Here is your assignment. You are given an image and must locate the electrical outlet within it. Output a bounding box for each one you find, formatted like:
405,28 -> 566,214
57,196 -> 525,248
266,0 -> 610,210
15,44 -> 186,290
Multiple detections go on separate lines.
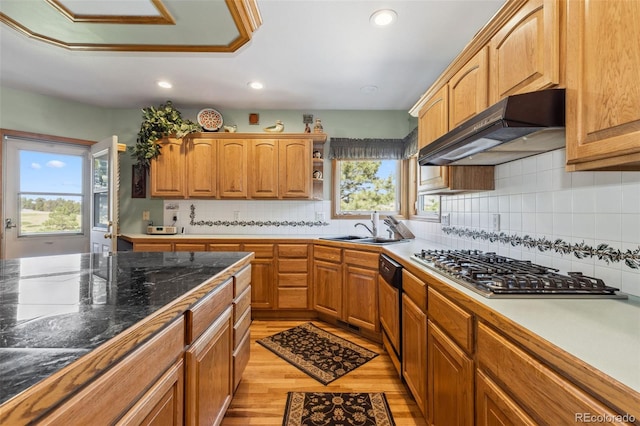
233,211 -> 240,220
315,212 -> 324,221
142,210 -> 150,221
441,213 -> 450,226
172,211 -> 179,222
492,214 -> 500,232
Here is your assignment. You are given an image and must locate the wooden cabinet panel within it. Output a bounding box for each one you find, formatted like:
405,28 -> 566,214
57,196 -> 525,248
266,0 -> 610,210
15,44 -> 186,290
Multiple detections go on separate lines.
490,0 -> 560,103
233,285 -> 251,324
312,259 -> 342,318
186,279 -> 233,344
233,265 -> 252,296
278,244 -> 309,257
402,269 -> 427,312
134,243 -> 173,252
208,243 -> 242,252
279,139 -> 311,199
233,329 -> 251,392
476,370 -> 536,426
185,307 -> 233,426
233,308 -> 251,348
449,47 -> 489,129
174,243 -> 206,252
344,265 -> 378,332
277,273 -> 308,287
428,320 -> 474,426
314,245 -> 342,263
402,293 -> 427,417
378,276 -> 400,352
187,138 -> 217,198
116,359 -> 184,426
243,244 -> 274,259
278,258 -> 308,273
218,139 -> 248,198
278,287 -> 309,309
343,249 -> 378,269
249,139 -> 279,198
428,287 -> 474,354
477,322 -> 623,424
566,0 -> 640,170
418,84 -> 449,150
248,259 -> 274,310
150,138 -> 186,198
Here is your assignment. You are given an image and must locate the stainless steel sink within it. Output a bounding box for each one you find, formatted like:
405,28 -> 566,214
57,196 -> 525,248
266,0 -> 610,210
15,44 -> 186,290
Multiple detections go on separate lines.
319,236 -> 410,245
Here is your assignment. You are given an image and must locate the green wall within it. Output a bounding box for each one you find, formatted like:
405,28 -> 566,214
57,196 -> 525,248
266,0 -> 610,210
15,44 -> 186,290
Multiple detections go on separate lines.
1,86 -> 417,233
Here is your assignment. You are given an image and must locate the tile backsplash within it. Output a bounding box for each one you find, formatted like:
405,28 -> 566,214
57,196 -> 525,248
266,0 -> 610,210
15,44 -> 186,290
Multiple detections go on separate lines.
409,149 -> 640,297
164,148 -> 640,297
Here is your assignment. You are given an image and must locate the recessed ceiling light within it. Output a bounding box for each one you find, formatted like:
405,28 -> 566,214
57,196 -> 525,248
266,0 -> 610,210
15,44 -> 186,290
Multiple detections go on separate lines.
370,9 -> 397,27
157,80 -> 172,89
360,85 -> 379,94
248,81 -> 264,90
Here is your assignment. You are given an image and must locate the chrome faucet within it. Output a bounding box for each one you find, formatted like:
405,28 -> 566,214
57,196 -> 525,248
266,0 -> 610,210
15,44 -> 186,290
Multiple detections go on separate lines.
354,220 -> 377,237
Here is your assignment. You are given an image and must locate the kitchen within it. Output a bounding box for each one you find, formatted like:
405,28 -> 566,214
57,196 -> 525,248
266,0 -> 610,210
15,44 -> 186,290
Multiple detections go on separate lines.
1,0 -> 640,425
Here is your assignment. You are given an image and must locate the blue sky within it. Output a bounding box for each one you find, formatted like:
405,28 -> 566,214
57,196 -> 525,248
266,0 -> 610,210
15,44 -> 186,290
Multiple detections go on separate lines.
20,151 -> 83,194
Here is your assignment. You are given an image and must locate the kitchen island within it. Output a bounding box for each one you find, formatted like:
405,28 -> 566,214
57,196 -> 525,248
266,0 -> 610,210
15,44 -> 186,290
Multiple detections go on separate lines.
0,250 -> 253,425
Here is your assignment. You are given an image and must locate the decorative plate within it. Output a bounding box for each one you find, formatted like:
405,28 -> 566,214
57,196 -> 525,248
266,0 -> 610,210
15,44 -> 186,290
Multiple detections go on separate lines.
197,108 -> 223,131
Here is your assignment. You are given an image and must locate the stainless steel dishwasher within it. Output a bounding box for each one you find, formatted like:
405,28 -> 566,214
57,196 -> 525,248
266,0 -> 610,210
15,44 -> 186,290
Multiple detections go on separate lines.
378,253 -> 403,377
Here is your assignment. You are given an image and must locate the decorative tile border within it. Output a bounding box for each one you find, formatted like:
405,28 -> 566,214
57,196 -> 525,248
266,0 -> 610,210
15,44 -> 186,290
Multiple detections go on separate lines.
441,226 -> 640,270
189,204 -> 329,228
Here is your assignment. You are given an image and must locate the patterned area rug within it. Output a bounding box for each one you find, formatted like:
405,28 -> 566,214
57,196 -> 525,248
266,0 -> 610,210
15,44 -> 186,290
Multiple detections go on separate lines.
282,392 -> 395,426
256,322 -> 378,385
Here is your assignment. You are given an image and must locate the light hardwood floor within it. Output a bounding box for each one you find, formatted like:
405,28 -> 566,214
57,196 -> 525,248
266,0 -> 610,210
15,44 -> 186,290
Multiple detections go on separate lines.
222,320 -> 427,425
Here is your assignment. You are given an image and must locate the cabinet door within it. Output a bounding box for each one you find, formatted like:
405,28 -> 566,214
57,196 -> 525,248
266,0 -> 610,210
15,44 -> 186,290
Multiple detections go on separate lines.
313,259 -> 342,318
489,0 -> 560,103
248,259 -> 275,310
476,370 -> 536,426
402,293 -> 427,417
249,139 -> 279,198
185,307 -> 233,426
187,138 -> 217,198
418,164 -> 449,192
378,276 -> 400,352
428,320 -> 474,426
449,47 -> 489,129
344,265 -> 378,332
218,140 -> 248,198
150,138 -> 186,198
566,0 -> 640,170
418,84 -> 448,150
279,139 -> 311,199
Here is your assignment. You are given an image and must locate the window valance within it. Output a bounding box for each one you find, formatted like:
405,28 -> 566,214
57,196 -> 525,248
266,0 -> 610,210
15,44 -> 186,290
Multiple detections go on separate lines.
328,127 -> 417,160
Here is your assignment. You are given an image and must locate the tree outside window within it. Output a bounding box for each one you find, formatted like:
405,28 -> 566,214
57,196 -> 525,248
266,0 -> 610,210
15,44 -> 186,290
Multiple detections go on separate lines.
336,160 -> 400,215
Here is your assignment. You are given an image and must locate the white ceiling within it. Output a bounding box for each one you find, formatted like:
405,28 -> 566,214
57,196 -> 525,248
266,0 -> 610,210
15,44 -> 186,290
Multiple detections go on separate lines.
0,0 -> 505,111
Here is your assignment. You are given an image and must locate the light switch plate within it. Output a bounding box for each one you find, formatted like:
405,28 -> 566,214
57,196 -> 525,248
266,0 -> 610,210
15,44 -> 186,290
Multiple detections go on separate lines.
492,214 -> 500,232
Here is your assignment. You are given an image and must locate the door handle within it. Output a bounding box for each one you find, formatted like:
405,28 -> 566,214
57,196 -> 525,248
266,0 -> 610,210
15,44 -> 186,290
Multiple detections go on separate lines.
5,218 -> 16,229
103,233 -> 112,239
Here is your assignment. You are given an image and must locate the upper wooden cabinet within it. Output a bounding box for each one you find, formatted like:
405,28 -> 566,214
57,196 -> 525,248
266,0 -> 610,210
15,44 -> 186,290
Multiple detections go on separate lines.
150,133 -> 327,199
489,0 -> 561,104
150,138 -> 186,198
219,139 -> 249,198
448,47 -> 489,129
565,0 -> 640,171
418,84 -> 449,150
187,138 -> 217,198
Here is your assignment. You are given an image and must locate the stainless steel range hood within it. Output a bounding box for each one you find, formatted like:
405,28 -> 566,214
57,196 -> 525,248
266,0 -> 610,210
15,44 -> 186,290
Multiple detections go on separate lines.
418,89 -> 565,166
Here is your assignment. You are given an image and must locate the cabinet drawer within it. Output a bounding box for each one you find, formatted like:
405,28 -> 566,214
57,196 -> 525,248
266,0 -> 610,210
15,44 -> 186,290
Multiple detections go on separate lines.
186,279 -> 233,344
403,269 -> 427,312
428,287 -> 474,354
41,318 -> 185,425
278,258 -> 308,273
477,322 -> 622,424
344,249 -> 378,269
233,330 -> 251,391
174,243 -> 207,252
278,287 -> 309,309
278,273 -> 308,287
278,244 -> 309,257
234,265 -> 251,297
234,307 -> 252,348
243,244 -> 274,258
314,245 -> 342,262
233,285 -> 251,324
135,243 -> 172,252
208,243 -> 241,251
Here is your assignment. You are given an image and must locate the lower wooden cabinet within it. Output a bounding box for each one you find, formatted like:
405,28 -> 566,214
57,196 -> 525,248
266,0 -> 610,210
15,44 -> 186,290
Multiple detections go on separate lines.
313,258 -> 342,317
402,292 -> 428,417
344,264 -> 378,331
427,320 -> 474,426
277,244 -> 311,309
243,244 -> 275,310
475,369 -> 536,426
185,307 -> 234,426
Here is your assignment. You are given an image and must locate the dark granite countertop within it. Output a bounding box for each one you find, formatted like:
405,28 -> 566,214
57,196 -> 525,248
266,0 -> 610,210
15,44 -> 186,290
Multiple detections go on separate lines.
0,251 -> 250,405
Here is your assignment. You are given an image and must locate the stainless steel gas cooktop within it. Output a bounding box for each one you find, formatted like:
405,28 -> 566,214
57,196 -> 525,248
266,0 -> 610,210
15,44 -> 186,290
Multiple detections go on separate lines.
411,249 -> 627,299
